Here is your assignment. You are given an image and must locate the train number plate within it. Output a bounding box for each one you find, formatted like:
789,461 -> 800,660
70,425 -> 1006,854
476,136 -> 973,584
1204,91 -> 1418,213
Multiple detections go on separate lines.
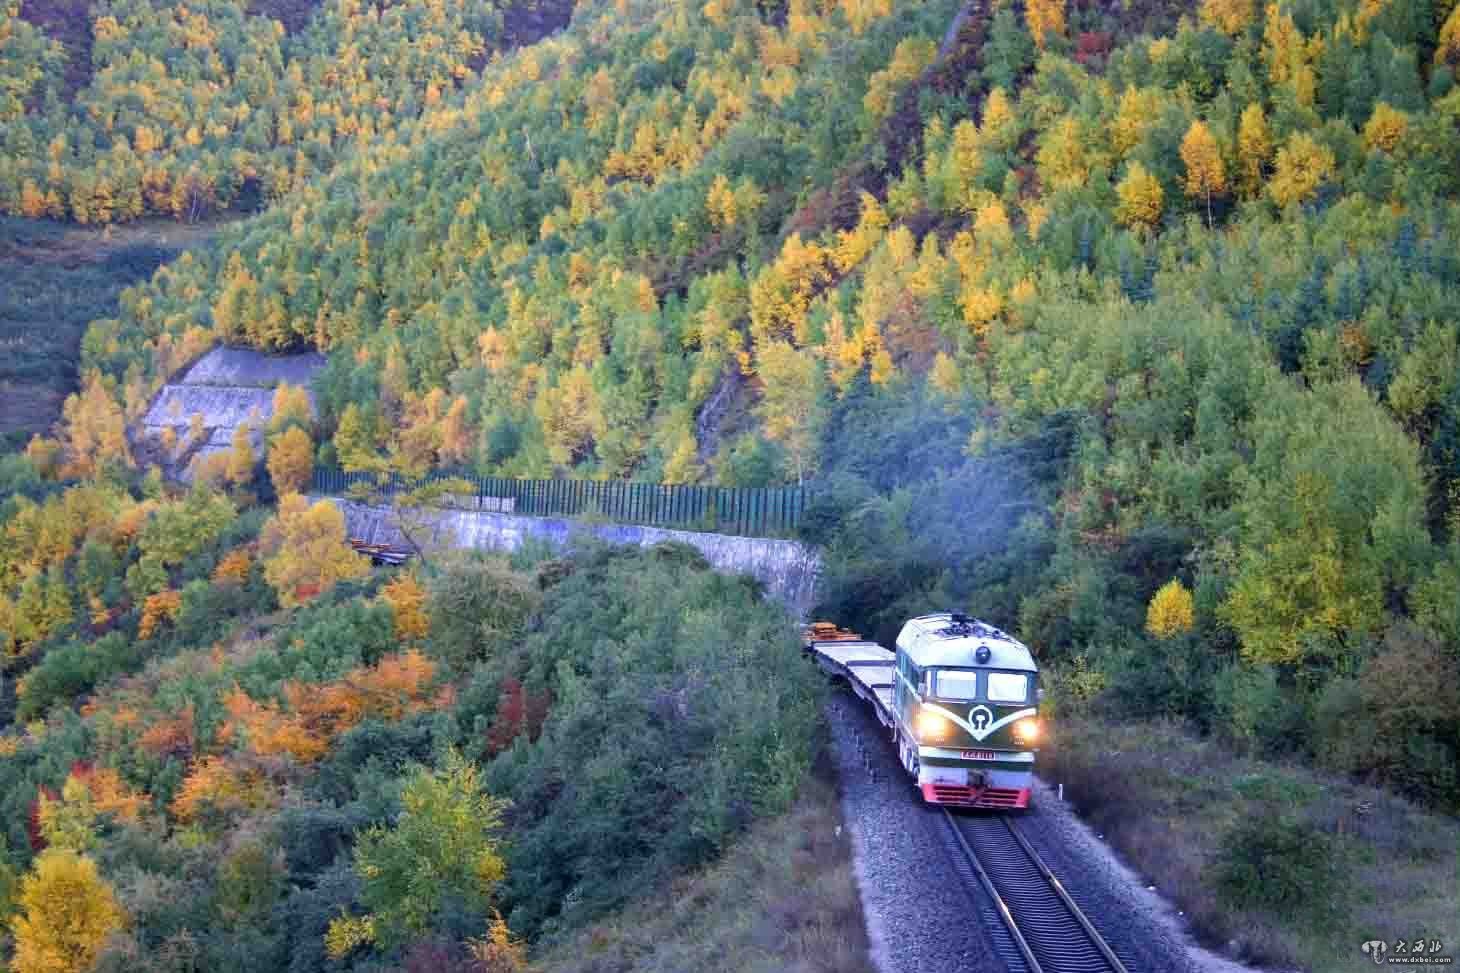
961,749 -> 997,760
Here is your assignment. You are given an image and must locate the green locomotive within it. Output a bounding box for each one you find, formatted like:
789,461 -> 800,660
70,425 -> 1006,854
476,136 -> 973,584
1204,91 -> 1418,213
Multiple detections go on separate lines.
807,611 -> 1040,809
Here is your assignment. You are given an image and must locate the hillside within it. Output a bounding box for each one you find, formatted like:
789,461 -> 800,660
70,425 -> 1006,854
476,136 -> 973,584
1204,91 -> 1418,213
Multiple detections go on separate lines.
0,216 -> 216,450
0,0 -> 572,222
2,0 -> 1460,969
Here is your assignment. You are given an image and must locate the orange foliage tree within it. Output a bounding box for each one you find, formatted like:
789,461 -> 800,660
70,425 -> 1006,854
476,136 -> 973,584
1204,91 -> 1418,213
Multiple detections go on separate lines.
170,756 -> 276,824
138,589 -> 182,639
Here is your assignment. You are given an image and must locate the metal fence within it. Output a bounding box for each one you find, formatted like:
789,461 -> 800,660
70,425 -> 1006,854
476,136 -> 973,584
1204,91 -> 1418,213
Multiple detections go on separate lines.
311,467 -> 810,537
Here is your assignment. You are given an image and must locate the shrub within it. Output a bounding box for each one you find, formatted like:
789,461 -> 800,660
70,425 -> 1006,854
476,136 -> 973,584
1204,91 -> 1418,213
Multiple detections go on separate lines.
485,545 -> 822,938
1212,814 -> 1348,923
1312,623 -> 1460,810
1211,663 -> 1305,756
427,556 -> 541,673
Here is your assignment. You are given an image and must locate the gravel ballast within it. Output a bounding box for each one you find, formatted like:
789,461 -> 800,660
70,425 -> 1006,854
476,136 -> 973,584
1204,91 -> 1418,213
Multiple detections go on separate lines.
828,689 -> 1265,973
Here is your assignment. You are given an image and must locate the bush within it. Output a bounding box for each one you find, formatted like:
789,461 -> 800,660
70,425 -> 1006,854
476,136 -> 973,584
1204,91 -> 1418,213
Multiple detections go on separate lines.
1312,623 -> 1460,810
1212,814 -> 1348,923
427,555 -> 542,674
1211,663 -> 1306,756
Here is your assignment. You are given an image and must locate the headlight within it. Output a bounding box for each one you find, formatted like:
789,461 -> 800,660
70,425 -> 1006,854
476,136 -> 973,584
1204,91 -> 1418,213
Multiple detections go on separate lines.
1012,718 -> 1040,744
915,709 -> 952,741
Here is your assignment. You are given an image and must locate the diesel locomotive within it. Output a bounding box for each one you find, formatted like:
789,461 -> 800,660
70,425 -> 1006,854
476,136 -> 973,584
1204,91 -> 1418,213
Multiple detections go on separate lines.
807,611 -> 1040,809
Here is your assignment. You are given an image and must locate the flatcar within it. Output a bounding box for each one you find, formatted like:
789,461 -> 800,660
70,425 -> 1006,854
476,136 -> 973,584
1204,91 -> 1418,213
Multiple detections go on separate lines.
806,611 -> 1040,809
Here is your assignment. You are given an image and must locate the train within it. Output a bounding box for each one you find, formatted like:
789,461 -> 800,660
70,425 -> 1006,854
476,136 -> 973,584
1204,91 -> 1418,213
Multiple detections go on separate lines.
805,611 -> 1040,809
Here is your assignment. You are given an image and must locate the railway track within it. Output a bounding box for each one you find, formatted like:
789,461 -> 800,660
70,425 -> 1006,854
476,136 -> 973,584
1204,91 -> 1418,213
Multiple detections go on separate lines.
942,810 -> 1133,973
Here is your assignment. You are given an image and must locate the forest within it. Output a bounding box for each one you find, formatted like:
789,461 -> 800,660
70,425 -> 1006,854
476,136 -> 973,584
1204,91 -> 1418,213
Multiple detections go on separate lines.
2,0 -> 1460,968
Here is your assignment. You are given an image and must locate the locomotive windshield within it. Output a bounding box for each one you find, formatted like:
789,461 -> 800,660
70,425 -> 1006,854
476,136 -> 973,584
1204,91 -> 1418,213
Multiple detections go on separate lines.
932,669 -> 979,700
987,672 -> 1029,703
930,669 -> 1031,702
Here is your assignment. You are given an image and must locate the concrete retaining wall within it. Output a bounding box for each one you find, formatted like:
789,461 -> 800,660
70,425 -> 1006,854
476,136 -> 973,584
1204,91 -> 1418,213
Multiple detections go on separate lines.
324,496 -> 821,617
139,346 -> 324,481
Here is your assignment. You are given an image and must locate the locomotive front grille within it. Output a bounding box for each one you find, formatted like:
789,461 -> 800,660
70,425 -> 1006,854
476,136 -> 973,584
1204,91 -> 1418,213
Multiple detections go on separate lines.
921,783 -> 1030,809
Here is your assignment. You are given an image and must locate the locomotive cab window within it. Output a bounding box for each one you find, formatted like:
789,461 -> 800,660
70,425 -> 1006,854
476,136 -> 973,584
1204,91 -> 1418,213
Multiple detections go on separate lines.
986,671 -> 1029,703
933,669 -> 979,701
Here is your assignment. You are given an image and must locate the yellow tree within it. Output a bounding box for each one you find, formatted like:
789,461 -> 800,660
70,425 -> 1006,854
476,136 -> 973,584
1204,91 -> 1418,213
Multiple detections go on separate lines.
381,573 -> 429,643
1268,132 -> 1336,208
267,426 -> 314,496
10,850 -> 126,973
1362,101 -> 1409,154
59,371 -> 132,479
227,425 -> 256,487
706,173 -> 737,229
979,87 -> 1019,151
1180,120 -> 1227,226
1025,0 -> 1066,49
755,341 -> 824,485
1439,3 -> 1460,66
1200,0 -> 1255,35
535,364 -> 600,467
259,495 -> 369,607
1236,103 -> 1272,198
335,403 -> 383,473
1035,116 -> 1087,192
1115,162 -> 1165,231
1146,580 -> 1196,638
268,383 -> 312,433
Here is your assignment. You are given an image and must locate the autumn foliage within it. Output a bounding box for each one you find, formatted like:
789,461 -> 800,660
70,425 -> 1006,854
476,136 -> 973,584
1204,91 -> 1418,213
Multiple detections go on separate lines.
9,850 -> 126,973
258,495 -> 368,607
1146,580 -> 1196,639
382,573 -> 430,642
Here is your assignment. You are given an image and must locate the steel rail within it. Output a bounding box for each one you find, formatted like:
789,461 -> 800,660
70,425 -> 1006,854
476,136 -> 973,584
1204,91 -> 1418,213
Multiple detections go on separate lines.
943,810 -> 1131,973
1003,818 -> 1130,973
941,808 -> 1044,973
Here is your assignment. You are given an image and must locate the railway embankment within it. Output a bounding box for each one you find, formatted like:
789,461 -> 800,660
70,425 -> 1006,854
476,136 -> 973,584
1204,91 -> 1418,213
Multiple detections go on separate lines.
1042,717 -> 1460,972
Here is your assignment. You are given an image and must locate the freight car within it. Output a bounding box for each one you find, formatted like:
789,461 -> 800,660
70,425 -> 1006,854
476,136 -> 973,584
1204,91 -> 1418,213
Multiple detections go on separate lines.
806,612 -> 1040,809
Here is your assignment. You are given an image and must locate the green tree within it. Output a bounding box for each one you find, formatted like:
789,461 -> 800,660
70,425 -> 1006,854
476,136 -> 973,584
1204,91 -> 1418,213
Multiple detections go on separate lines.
326,752 -> 509,956
1222,378 -> 1431,665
